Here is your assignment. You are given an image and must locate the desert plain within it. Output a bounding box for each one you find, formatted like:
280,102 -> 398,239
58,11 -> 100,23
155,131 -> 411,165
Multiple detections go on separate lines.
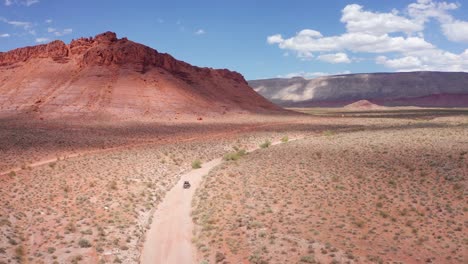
0,108 -> 466,264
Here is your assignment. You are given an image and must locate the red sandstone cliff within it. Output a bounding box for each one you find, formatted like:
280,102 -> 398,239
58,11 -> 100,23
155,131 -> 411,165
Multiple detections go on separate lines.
0,32 -> 282,119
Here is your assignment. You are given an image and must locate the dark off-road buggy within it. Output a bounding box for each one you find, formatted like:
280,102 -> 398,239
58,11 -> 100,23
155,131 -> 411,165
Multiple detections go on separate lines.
183,181 -> 191,189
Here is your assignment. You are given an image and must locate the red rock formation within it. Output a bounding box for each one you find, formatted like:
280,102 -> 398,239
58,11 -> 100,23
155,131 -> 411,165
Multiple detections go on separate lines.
344,100 -> 385,110
0,31 -> 282,119
0,40 -> 69,65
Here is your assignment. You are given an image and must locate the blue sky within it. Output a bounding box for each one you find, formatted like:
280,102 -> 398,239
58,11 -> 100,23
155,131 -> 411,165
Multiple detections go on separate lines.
1,0 -> 467,80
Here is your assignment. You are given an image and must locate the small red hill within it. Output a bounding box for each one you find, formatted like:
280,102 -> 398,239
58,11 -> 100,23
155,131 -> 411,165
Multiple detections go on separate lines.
0,32 -> 282,119
344,100 -> 385,110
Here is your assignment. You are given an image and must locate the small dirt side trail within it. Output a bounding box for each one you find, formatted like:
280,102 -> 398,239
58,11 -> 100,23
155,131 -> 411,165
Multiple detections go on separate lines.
140,139 -> 301,264
0,121 -> 300,176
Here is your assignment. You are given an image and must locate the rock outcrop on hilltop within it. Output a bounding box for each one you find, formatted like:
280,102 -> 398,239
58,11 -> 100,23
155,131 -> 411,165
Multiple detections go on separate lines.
0,32 -> 281,118
0,40 -> 69,65
249,72 -> 468,107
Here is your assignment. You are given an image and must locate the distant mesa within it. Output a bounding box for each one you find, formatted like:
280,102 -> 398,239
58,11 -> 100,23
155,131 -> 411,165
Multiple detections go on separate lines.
249,72 -> 468,108
0,31 -> 282,119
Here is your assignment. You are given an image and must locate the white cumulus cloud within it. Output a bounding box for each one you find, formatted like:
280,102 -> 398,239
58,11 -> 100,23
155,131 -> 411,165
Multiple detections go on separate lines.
376,56 -> 422,69
271,31 -> 433,54
46,27 -> 72,36
317,53 -> 351,64
278,71 -> 351,79
407,0 -> 458,24
441,20 -> 468,43
341,4 -> 422,35
194,29 -> 205,35
3,19 -> 32,29
35,37 -> 49,43
268,0 -> 468,72
4,0 -> 39,6
55,28 -> 72,36
267,34 -> 283,44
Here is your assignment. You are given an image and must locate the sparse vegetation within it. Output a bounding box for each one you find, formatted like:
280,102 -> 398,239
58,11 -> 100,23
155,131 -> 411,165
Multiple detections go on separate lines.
192,159 -> 202,169
1,110 -> 466,264
322,130 -> 335,137
260,140 -> 271,148
78,238 -> 91,248
224,148 -> 247,161
192,114 -> 467,264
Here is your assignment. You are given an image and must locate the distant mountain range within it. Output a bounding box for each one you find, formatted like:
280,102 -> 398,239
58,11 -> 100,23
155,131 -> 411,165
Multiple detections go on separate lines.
249,72 -> 468,107
0,31 -> 282,119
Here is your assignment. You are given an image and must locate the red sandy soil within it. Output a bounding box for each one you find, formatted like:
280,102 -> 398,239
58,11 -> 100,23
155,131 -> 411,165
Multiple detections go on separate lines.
192,114 -> 467,264
0,115 -> 318,264
0,31 -> 282,119
0,111 -> 466,263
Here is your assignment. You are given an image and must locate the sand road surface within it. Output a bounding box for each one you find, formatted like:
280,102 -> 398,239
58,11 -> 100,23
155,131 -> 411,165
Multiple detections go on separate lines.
140,158 -> 223,264
140,139 -> 296,264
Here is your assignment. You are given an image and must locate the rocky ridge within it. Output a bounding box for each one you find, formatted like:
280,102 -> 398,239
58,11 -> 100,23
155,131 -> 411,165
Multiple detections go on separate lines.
0,32 -> 280,118
249,72 -> 468,107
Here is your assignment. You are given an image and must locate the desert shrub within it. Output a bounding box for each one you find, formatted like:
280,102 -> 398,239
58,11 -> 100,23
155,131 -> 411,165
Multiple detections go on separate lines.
354,220 -> 365,228
224,149 -> 247,161
237,149 -> 247,156
192,159 -> 202,169
224,152 -> 238,161
260,140 -> 271,148
379,211 -> 389,218
281,136 -> 289,143
322,130 -> 335,136
248,253 -> 268,264
8,238 -> 17,245
215,252 -> 226,262
109,181 -> 118,190
71,255 -> 83,264
367,255 -> 384,264
78,238 -> 91,248
63,185 -> 71,193
66,222 -> 76,233
15,246 -> 24,260
8,171 -> 16,177
47,247 -> 56,254
81,229 -> 93,235
300,255 -> 316,263
120,245 -> 129,250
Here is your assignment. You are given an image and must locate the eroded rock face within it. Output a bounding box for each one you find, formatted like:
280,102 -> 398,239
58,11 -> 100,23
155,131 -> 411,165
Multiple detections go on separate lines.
249,72 -> 468,107
0,40 -> 69,65
0,31 -> 281,118
94,31 -> 118,43
0,31 -> 187,73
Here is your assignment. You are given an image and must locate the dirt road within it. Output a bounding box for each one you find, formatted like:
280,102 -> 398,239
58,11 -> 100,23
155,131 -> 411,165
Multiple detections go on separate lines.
140,158 -> 222,264
140,139 -> 300,264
